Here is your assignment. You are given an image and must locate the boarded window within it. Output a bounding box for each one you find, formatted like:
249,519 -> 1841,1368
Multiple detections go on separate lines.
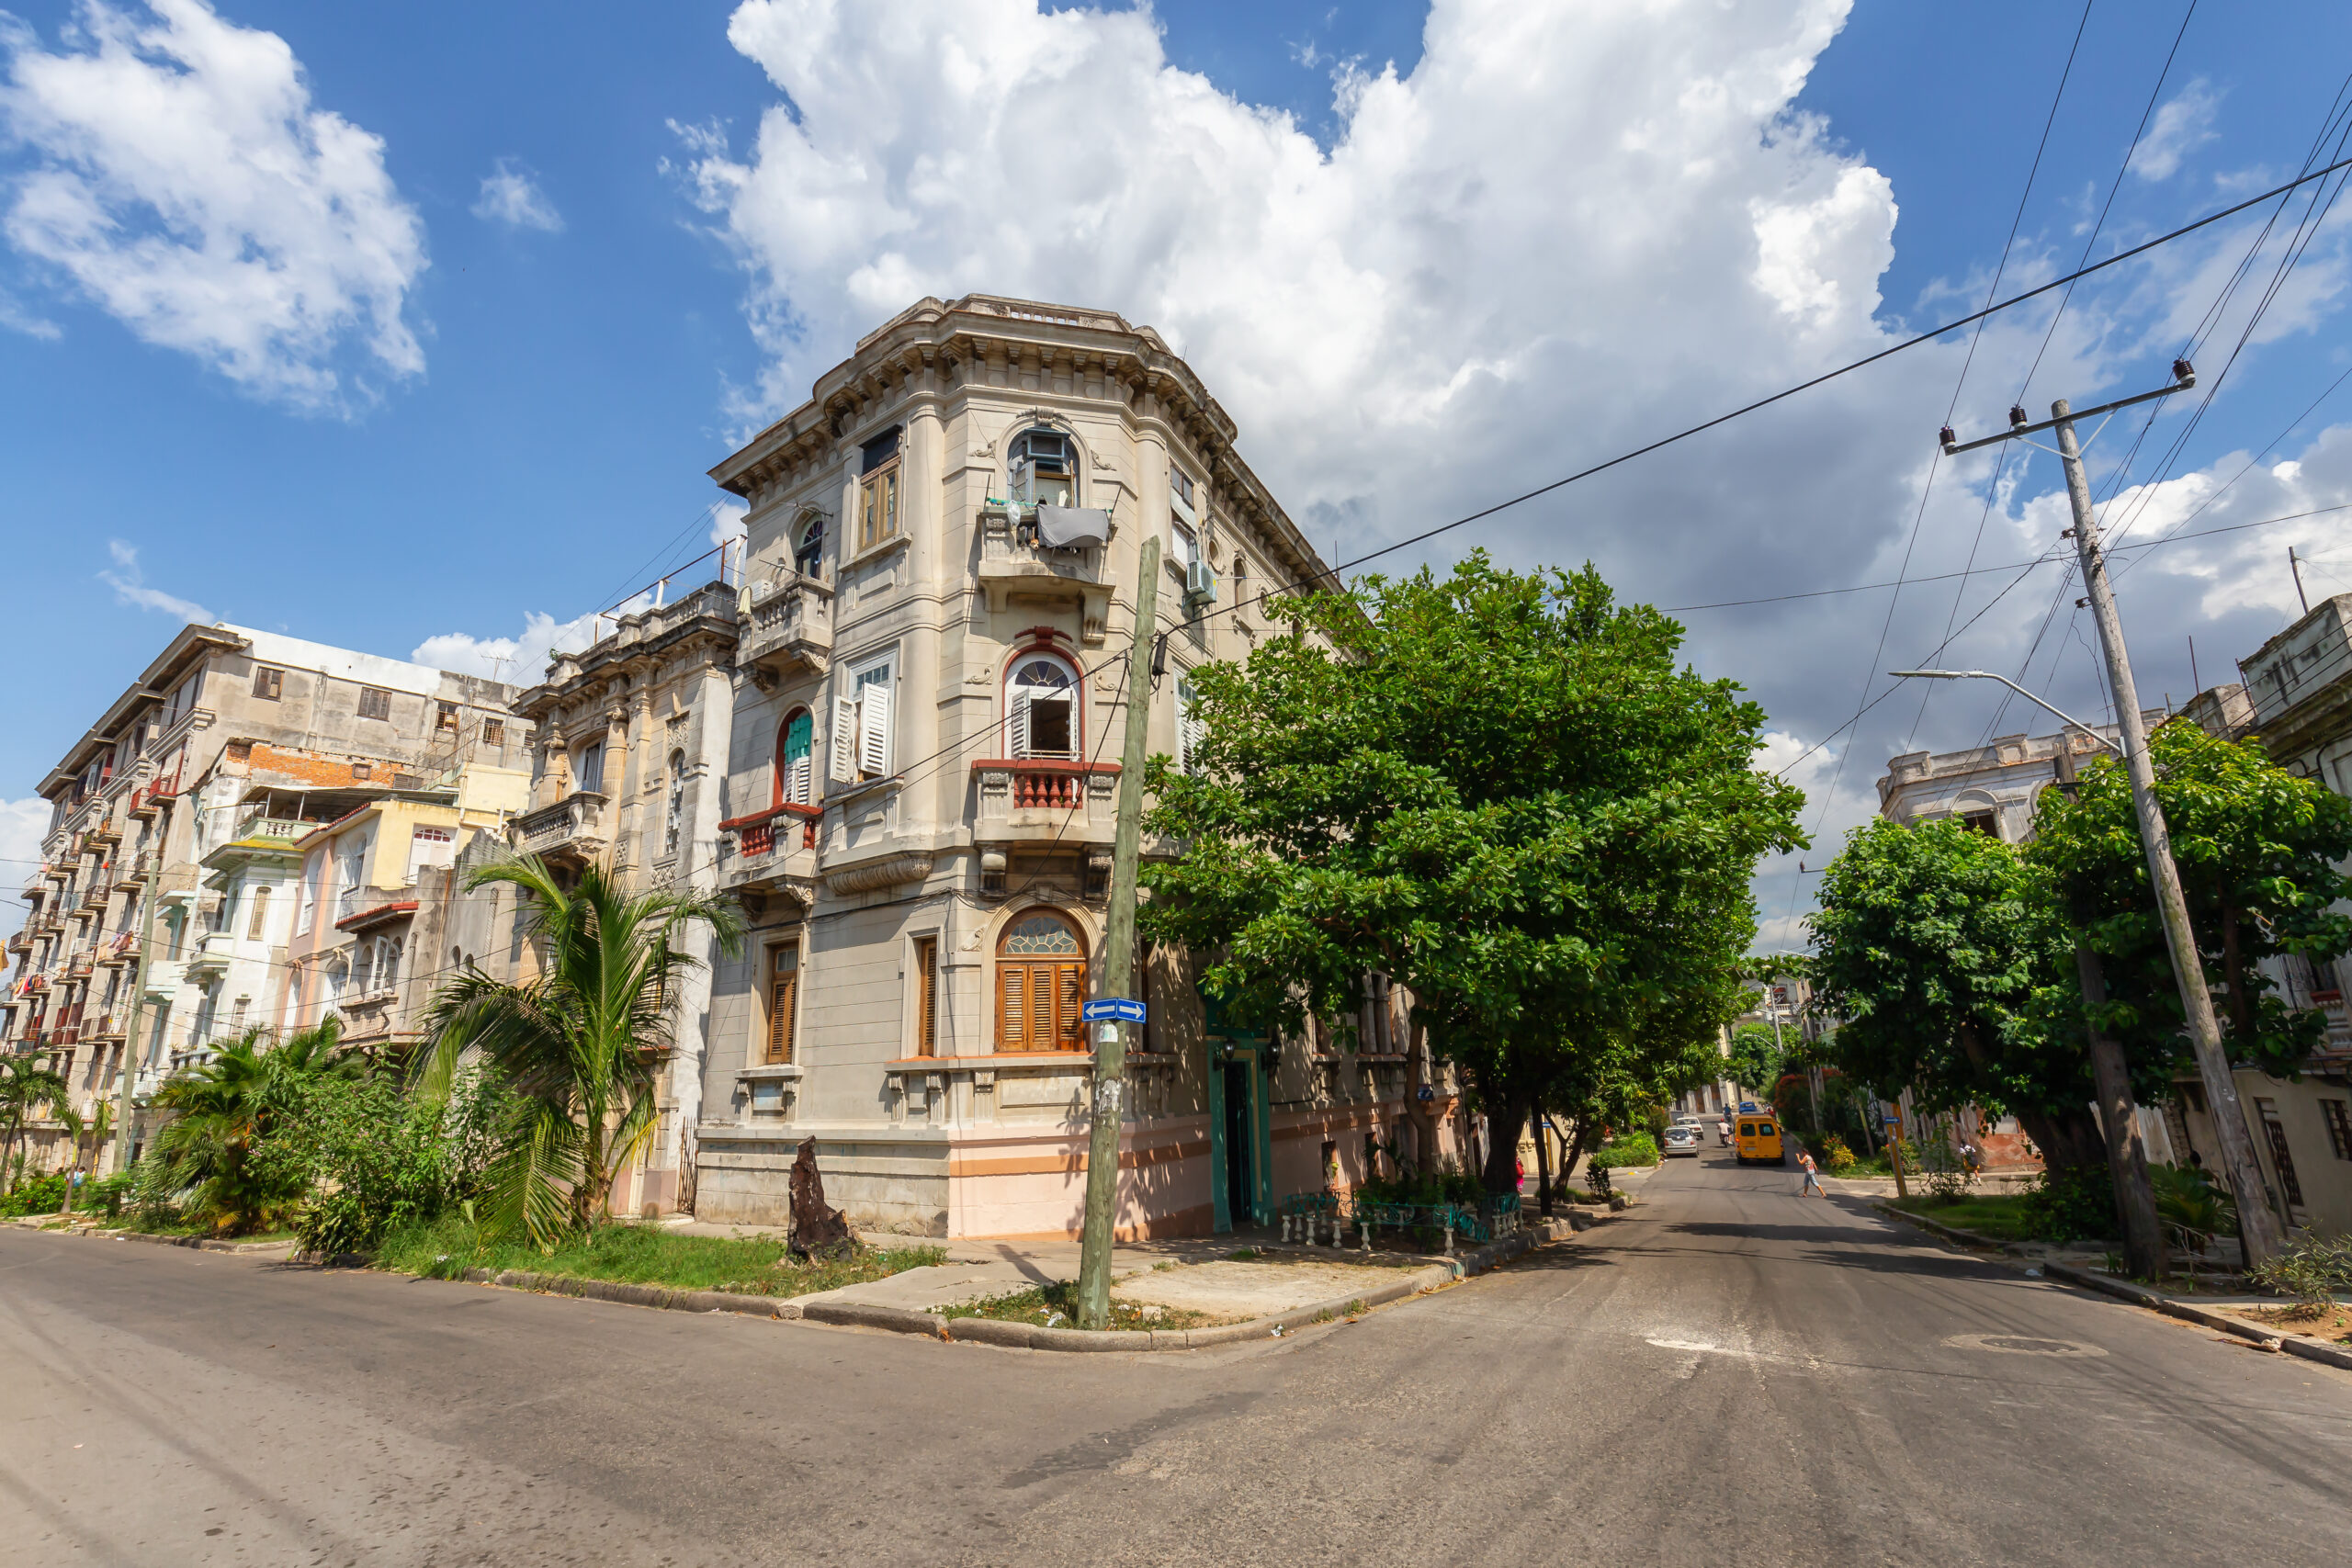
765,945 -> 798,1065
244,886 -> 271,941
995,910 -> 1085,1052
253,666 -> 284,701
357,687 -> 392,721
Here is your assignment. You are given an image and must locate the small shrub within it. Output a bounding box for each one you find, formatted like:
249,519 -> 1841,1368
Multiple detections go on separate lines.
2247,1236 -> 2352,1318
0,1171 -> 69,1218
2018,1165 -> 2117,1244
1814,1134 -> 1857,1175
1589,1133 -> 1659,1171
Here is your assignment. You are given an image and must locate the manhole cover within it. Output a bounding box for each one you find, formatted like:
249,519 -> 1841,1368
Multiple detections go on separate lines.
1941,1332 -> 2108,1358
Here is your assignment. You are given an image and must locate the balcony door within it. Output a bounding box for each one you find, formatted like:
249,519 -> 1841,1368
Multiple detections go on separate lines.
995,908 -> 1086,1052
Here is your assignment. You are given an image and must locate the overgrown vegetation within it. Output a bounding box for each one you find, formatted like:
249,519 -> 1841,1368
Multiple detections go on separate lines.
2017,1166 -> 2119,1244
2246,1235 -> 2352,1317
1587,1132 -> 1659,1170
376,1213 -> 943,1296
1890,1193 -> 2037,1243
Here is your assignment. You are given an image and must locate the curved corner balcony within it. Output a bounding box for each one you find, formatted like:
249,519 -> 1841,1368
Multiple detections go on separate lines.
512,791 -> 610,867
737,573 -> 834,687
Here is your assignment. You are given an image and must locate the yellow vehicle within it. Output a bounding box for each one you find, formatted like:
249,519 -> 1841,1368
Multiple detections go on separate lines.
1734,1115 -> 1783,1165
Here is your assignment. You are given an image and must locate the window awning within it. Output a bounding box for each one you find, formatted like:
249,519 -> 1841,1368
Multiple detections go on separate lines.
1035,504 -> 1110,548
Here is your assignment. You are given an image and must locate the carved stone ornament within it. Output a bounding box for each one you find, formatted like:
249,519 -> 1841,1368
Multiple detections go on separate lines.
823,850 -> 936,897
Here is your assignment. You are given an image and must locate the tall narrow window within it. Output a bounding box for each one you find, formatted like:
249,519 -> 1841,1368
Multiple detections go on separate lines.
1007,655 -> 1077,759
245,885 -> 271,940
857,426 -> 902,551
664,750 -> 686,858
793,511 -> 826,577
1011,428 -> 1074,507
914,936 -> 939,1057
2322,1099 -> 2352,1161
766,945 -> 799,1065
776,709 -> 814,807
379,934 -> 402,991
995,909 -> 1085,1052
831,661 -> 895,782
575,741 -> 604,795
1176,674 -> 1202,774
356,686 -> 392,721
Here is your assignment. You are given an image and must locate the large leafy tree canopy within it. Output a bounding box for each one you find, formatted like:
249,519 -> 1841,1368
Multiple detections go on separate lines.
1804,818 -> 2117,1170
1139,553 -> 1804,1183
2027,721 -> 2352,1079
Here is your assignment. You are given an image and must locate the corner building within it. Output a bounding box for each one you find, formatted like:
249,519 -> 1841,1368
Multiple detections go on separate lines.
694,295 -> 1425,1237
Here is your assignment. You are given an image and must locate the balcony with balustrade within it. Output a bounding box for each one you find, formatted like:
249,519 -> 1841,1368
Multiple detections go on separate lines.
718,803 -> 823,909
736,571 -> 835,687
512,790 -> 610,867
976,505 -> 1112,643
229,807 -> 319,848
970,760 -> 1121,892
336,884 -> 420,934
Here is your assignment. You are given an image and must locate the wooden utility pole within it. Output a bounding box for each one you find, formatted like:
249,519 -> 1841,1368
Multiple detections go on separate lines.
1076,536 -> 1161,1331
1940,374 -> 2285,1264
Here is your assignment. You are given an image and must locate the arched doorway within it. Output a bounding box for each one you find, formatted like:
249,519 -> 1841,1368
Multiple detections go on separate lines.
996,908 -> 1086,1051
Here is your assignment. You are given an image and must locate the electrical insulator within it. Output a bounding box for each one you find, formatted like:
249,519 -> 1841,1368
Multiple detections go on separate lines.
1939,425 -> 1956,448
2173,357 -> 2195,382
2009,405 -> 2029,427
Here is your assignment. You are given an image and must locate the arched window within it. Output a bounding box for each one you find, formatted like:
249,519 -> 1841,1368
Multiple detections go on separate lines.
663,750 -> 686,858
997,908 -> 1086,1052
792,510 -> 825,577
1010,427 -> 1075,508
775,708 -> 813,807
1006,653 -> 1078,759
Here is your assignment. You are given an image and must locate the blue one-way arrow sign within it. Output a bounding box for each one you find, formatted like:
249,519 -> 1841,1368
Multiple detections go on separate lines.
1081,998 -> 1146,1023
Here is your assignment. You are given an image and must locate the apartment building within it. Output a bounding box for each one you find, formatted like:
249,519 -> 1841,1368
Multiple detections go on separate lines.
1,622 -> 516,1174
504,580 -> 742,1217
678,292 -> 1422,1239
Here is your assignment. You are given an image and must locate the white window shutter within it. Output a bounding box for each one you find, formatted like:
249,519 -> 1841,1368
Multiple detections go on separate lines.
1177,679 -> 1199,773
831,695 -> 858,783
790,753 -> 811,806
859,682 -> 892,775
1010,689 -> 1031,760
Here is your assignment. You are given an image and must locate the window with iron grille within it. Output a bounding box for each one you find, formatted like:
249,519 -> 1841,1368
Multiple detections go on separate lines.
2323,1098 -> 2352,1161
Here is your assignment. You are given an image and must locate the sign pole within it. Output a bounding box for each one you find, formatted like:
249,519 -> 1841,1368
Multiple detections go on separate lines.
1076,536 -> 1161,1330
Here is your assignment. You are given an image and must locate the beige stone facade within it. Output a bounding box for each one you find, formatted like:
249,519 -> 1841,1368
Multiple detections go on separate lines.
690,294 -> 1424,1237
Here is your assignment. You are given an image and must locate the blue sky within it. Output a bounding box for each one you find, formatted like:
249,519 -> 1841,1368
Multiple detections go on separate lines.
5,1 -> 2351,943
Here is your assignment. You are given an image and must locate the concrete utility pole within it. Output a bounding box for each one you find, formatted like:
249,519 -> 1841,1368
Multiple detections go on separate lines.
107,795 -> 169,1176
1076,536 -> 1161,1331
1940,372 -> 2287,1265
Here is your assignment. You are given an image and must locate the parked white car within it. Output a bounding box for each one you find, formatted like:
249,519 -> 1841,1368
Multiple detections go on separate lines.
1662,1123 -> 1705,1157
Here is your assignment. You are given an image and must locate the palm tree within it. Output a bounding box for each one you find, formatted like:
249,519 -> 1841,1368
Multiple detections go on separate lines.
55,1098 -> 112,1215
0,1057 -> 69,1195
149,1019 -> 362,1234
419,854 -> 741,1248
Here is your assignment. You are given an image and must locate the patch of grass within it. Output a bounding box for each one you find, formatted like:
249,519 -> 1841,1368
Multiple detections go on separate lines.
1890,1194 -> 2036,1242
937,1279 -> 1238,1331
1226,1247 -> 1258,1260
375,1214 -> 944,1298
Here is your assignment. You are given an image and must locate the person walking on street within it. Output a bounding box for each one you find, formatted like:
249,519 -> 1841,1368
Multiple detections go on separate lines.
1797,1149 -> 1824,1198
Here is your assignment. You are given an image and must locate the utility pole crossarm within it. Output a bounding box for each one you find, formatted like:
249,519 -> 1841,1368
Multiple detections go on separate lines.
1939,367 -> 2194,455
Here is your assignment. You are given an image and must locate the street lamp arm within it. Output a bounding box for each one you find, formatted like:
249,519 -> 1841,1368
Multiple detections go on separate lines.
1885,670 -> 2124,755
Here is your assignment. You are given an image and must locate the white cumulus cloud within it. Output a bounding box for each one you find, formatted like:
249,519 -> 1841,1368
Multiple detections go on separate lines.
0,0 -> 428,412
472,157 -> 563,232
674,0 -> 2352,950
0,794 -> 49,937
99,538 -> 211,622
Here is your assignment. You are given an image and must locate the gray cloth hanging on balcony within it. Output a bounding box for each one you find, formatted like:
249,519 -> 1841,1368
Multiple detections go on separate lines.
1034,504 -> 1111,548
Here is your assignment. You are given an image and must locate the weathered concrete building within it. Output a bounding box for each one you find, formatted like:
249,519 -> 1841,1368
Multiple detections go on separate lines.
505,580 -> 742,1217
689,294 -> 1420,1238
2,624 -> 516,1172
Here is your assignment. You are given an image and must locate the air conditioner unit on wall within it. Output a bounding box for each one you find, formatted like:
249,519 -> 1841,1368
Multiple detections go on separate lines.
1185,558 -> 1216,604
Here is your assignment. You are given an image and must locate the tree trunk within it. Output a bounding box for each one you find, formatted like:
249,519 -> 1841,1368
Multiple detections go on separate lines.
2077,946 -> 2165,1280
1534,1114 -> 1554,1216
2011,1104 -> 2107,1174
1472,1063 -> 1525,1195
1403,1021 -> 1439,1176
2218,899 -> 2256,1041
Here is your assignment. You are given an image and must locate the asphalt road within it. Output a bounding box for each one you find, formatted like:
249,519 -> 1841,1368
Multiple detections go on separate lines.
5,1150 -> 2347,1567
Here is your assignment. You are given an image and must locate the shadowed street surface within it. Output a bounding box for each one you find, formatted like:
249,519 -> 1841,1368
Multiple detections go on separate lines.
5,1149 -> 2346,1566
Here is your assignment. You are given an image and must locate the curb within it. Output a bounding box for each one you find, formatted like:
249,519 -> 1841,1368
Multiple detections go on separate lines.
86,1228 -> 299,1256
26,1210 -> 1600,1354
1871,1201 -> 2352,1374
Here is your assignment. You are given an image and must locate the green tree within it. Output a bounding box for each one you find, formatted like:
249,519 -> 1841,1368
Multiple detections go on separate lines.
0,1056 -> 68,1194
1725,1021 -> 1783,1101
53,1098 -> 111,1214
1806,818 -> 2114,1172
146,1020 -> 364,1234
1140,553 -> 1804,1191
2027,721 -> 2352,1078
418,855 -> 741,1248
